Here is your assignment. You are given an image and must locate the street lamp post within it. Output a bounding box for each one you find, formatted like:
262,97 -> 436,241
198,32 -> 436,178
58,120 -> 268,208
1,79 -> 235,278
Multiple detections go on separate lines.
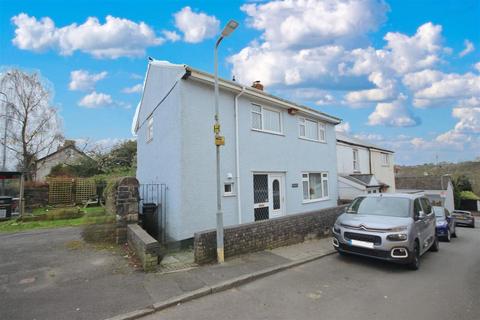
214,19 -> 239,263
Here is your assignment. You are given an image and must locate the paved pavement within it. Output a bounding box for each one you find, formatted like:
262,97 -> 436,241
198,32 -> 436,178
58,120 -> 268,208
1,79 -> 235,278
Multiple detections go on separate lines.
0,226 -> 334,320
142,223 -> 480,320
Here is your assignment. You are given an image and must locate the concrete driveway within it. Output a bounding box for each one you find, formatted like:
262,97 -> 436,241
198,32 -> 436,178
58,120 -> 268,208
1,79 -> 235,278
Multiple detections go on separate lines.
0,227 -> 151,320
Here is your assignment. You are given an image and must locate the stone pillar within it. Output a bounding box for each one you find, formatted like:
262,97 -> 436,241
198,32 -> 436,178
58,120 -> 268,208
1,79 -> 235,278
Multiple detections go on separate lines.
110,177 -> 140,244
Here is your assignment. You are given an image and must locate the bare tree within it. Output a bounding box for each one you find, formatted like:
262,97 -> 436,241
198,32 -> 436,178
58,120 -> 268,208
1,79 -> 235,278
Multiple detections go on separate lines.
0,69 -> 63,180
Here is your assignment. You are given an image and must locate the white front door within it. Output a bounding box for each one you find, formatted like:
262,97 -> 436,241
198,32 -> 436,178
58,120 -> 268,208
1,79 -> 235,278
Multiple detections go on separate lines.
253,173 -> 285,221
269,174 -> 285,218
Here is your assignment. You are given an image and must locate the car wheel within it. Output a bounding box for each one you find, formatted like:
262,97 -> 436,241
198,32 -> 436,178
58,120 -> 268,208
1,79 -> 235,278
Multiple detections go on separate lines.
430,235 -> 439,252
446,230 -> 451,242
408,242 -> 420,270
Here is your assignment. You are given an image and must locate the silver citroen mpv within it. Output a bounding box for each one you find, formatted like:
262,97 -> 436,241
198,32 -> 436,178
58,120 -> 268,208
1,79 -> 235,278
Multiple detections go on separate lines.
332,193 -> 439,270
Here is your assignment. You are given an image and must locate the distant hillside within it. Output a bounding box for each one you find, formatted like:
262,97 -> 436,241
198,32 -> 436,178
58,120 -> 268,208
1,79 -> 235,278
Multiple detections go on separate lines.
396,161 -> 480,196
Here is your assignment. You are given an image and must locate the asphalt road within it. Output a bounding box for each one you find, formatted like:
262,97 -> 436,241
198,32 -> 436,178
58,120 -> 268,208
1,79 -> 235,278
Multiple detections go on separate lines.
143,222 -> 480,320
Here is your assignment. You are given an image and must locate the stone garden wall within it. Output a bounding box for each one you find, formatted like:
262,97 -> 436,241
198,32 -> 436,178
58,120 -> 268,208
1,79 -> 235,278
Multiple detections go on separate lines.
127,224 -> 161,272
194,205 -> 348,264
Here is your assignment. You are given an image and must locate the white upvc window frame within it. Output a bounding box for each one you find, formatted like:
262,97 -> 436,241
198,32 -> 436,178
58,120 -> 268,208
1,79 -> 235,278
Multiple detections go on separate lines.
298,116 -> 326,142
250,103 -> 283,135
302,172 -> 329,203
353,149 -> 359,172
146,115 -> 153,143
381,152 -> 390,166
224,181 -> 235,197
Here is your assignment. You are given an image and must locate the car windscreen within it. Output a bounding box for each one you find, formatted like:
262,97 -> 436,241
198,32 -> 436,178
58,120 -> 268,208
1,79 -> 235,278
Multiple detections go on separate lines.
347,196 -> 411,218
433,207 -> 445,218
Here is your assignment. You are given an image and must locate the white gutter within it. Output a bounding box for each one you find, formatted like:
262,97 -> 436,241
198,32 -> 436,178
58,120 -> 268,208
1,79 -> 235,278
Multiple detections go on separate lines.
234,86 -> 246,224
185,67 -> 341,125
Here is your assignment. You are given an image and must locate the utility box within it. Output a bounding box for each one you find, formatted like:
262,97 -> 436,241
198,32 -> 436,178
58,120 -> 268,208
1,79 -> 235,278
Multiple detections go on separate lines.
140,203 -> 158,239
0,196 -> 13,219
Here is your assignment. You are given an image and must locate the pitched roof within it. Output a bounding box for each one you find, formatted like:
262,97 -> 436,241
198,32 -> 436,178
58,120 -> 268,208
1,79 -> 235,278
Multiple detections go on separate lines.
336,133 -> 394,153
133,60 -> 342,132
395,176 -> 451,191
341,174 -> 385,187
35,144 -> 89,163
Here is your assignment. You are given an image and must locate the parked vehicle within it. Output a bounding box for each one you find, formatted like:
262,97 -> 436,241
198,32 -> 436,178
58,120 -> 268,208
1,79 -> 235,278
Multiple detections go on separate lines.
452,210 -> 475,228
433,206 -> 456,241
332,193 -> 439,270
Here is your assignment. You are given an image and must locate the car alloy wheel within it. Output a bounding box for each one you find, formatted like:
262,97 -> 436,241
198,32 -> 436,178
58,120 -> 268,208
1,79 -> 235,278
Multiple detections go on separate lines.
409,243 -> 420,270
430,235 -> 439,252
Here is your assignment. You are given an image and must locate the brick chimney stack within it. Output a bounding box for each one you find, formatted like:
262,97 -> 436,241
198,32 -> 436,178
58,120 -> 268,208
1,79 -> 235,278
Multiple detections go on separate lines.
252,81 -> 264,91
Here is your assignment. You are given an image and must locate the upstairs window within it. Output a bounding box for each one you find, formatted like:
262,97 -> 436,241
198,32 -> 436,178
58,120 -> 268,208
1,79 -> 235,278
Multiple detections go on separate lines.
251,104 -> 282,134
381,153 -> 389,166
353,149 -> 359,172
146,116 -> 153,142
298,117 -> 326,142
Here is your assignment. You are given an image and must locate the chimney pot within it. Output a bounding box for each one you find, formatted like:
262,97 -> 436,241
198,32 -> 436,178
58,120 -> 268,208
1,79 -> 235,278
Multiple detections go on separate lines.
252,81 -> 264,91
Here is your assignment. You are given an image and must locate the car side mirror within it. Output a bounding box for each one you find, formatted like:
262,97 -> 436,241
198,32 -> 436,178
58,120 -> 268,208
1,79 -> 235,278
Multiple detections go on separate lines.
418,211 -> 426,219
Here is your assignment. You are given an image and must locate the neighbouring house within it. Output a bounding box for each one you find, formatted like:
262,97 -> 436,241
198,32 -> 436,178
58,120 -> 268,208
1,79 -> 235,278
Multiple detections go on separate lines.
133,60 -> 342,242
395,175 -> 455,212
336,133 -> 395,201
34,140 -> 90,181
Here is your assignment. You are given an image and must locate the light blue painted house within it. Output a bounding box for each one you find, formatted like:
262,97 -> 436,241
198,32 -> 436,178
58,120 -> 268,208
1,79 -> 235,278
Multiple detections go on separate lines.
133,60 -> 342,242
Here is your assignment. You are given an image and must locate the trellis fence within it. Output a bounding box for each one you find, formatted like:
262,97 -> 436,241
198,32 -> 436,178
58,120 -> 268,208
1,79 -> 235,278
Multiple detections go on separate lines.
47,177 -> 102,205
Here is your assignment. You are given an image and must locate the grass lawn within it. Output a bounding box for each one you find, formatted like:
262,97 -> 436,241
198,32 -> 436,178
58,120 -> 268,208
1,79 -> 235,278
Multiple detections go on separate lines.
0,206 -> 115,233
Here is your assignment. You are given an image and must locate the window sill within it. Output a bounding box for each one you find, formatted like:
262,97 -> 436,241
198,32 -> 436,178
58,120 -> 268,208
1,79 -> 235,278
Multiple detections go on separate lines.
223,194 -> 236,197
302,197 -> 330,204
299,137 -> 326,144
251,128 -> 285,137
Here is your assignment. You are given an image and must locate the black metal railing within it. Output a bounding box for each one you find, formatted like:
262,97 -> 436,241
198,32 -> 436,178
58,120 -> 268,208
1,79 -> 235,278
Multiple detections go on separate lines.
138,183 -> 167,244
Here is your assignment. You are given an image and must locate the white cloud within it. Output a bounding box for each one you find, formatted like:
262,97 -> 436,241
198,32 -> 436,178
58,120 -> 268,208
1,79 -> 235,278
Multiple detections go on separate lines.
402,69 -> 443,91
368,95 -> 420,127
11,13 -> 163,58
230,44 -> 347,87
122,84 -> 143,94
162,30 -> 181,42
452,107 -> 480,133
241,0 -> 388,49
173,7 -> 219,43
459,39 -> 475,57
414,72 -> 480,101
69,70 -> 107,91
353,133 -> 384,141
475,62 -> 480,72
78,91 -> 113,108
335,122 -> 351,133
345,71 -> 396,103
383,22 -> 443,74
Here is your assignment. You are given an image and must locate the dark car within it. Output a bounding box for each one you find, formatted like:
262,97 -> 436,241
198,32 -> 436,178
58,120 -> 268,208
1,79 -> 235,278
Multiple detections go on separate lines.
452,210 -> 475,228
433,206 -> 456,241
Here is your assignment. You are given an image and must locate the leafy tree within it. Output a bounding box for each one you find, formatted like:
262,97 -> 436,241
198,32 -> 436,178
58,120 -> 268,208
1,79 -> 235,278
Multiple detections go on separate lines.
455,175 -> 473,192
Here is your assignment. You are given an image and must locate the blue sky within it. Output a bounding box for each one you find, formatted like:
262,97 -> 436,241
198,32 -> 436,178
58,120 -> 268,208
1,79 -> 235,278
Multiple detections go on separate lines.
0,0 -> 479,164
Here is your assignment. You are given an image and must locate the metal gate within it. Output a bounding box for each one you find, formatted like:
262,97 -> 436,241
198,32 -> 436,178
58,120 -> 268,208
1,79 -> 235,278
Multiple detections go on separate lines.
138,183 -> 167,244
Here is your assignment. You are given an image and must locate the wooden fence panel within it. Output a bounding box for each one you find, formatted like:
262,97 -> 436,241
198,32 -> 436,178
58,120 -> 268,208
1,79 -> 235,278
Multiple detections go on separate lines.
75,178 -> 97,204
48,178 -> 73,204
